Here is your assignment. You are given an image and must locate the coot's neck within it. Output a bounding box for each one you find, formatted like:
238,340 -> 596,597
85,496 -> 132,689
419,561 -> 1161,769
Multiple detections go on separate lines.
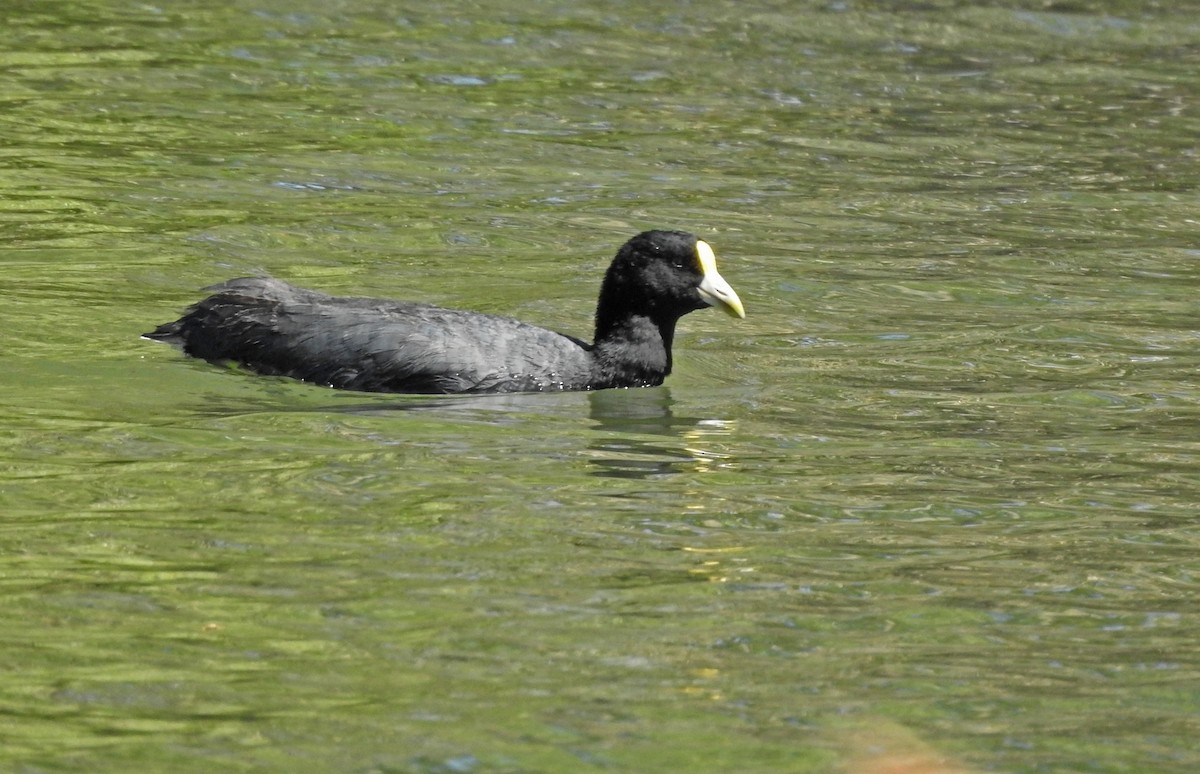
591,313 -> 677,388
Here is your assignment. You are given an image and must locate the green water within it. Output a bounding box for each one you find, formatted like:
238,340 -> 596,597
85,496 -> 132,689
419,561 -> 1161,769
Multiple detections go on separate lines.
3,1 -> 1200,772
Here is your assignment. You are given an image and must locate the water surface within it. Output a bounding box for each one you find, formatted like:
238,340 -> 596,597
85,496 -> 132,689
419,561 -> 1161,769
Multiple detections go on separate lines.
3,1 -> 1200,772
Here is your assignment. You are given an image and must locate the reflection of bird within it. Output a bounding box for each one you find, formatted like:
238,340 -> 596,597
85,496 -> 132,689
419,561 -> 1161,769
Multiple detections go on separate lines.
145,230 -> 745,394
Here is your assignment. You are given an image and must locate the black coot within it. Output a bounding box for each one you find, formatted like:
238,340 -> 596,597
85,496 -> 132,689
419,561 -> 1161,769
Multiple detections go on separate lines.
144,230 -> 745,394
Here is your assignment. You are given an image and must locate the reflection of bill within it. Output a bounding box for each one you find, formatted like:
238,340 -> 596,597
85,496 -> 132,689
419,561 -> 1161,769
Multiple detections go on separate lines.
587,388 -> 737,480
838,717 -> 976,774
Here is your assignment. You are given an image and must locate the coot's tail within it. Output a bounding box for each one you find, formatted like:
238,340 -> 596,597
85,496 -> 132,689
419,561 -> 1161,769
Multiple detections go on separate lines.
142,320 -> 184,345
142,278 -> 279,347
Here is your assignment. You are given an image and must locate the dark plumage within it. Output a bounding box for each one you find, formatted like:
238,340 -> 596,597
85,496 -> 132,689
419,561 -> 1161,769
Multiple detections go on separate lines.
144,230 -> 745,394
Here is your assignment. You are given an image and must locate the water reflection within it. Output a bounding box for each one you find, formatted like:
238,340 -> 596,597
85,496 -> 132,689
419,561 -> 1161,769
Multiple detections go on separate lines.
587,386 -> 677,433
320,386 -> 743,481
179,383 -> 740,481
587,388 -> 737,479
186,387 -> 588,418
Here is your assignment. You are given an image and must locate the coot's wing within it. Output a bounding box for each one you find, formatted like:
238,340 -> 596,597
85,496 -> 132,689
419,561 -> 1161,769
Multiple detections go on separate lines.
311,305 -> 595,393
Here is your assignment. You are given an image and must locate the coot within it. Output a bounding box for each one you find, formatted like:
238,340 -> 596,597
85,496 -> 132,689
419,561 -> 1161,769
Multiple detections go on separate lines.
144,230 -> 744,394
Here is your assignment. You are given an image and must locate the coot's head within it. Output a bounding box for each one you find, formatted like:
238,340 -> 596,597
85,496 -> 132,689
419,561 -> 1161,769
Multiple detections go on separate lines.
596,230 -> 745,331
